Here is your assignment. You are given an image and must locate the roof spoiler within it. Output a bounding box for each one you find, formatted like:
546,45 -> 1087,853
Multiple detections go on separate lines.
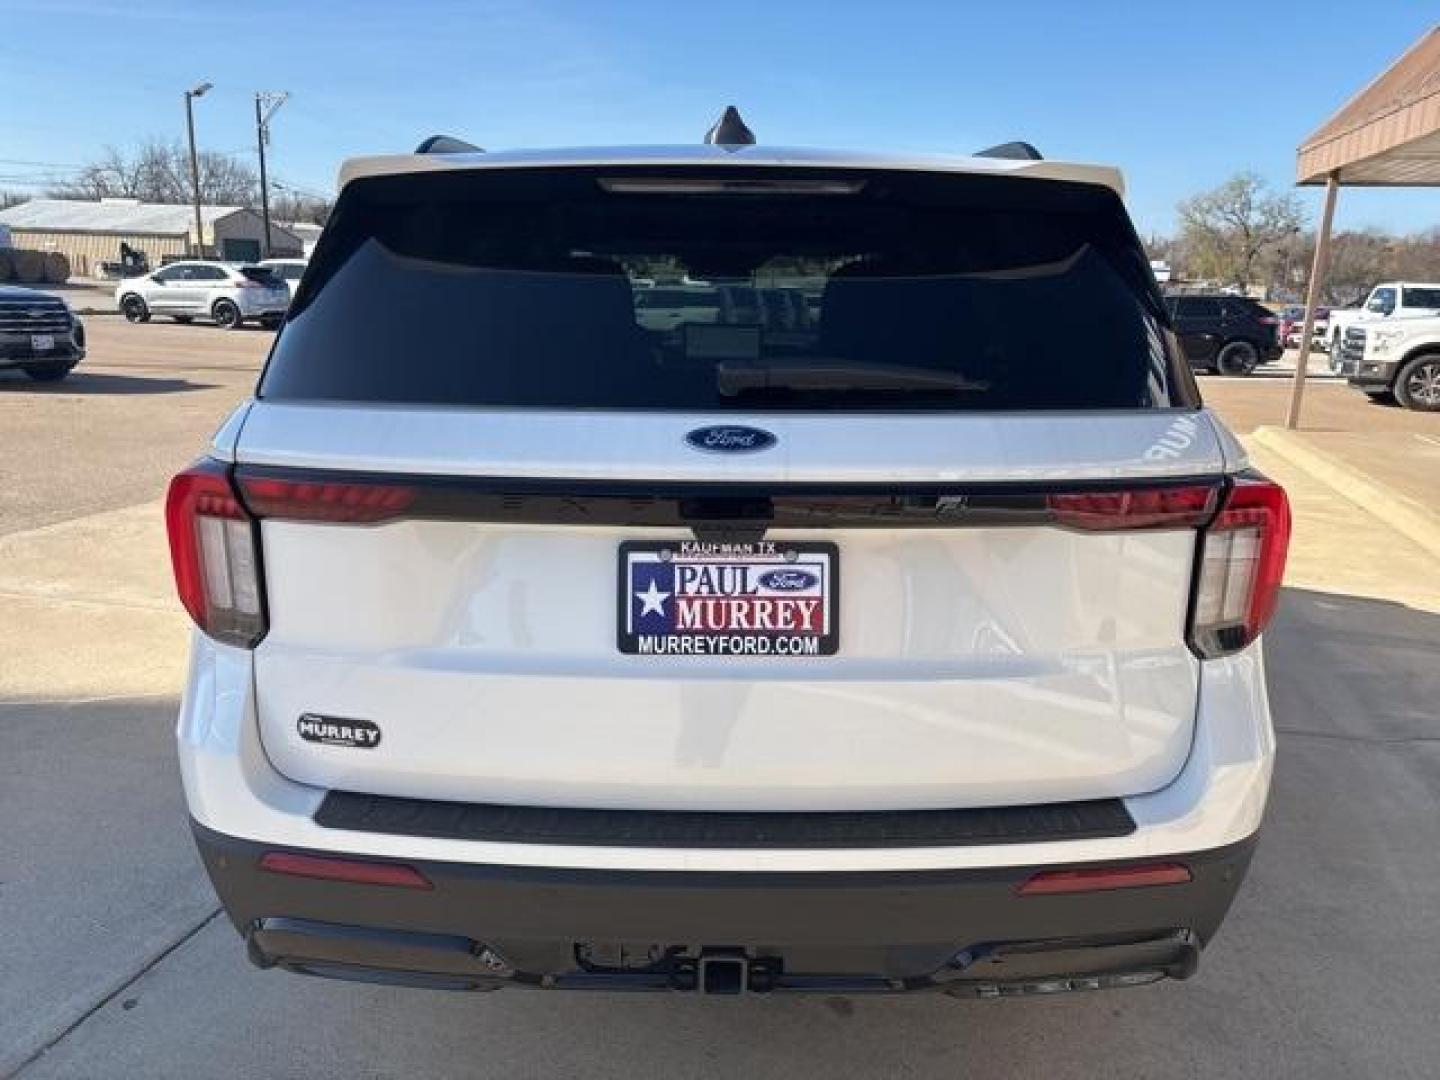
974,141 -> 1043,161
414,135 -> 484,155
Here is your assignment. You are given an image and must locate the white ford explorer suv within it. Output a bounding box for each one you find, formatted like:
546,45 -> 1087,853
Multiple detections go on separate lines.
168,112 -> 1290,998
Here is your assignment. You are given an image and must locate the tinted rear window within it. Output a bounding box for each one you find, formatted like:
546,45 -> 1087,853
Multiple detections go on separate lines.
1224,299 -> 1270,320
261,166 -> 1186,411
240,267 -> 283,286
1173,296 -> 1221,319
1402,287 -> 1440,309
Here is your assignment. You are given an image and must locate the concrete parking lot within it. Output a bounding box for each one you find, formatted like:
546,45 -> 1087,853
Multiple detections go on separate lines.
2,322 -> 1438,1078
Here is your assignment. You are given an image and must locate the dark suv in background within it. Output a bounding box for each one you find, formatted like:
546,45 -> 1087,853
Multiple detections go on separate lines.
0,283 -> 86,382
1165,294 -> 1282,375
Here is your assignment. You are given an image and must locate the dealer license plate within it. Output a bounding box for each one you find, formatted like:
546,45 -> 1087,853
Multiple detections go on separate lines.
618,540 -> 838,656
30,334 -> 54,352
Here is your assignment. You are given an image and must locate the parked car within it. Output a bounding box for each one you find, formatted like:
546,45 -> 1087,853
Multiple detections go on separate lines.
1164,294 -> 1282,374
115,260 -> 288,330
1338,316 -> 1440,410
1278,305 -> 1329,350
258,257 -> 307,300
168,125 -> 1288,1000
1325,282 -> 1440,353
0,284 -> 85,381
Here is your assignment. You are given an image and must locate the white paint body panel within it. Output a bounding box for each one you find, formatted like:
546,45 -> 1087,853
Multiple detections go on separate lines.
179,634 -> 1273,871
236,404 -> 1222,482
234,404 -> 1225,811
254,522 -> 1199,810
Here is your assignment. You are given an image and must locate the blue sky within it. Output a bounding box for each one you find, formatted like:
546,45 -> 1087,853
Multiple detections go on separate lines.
2,0 -> 1436,236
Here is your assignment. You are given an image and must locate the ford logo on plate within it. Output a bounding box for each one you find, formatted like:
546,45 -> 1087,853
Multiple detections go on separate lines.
758,569 -> 818,591
684,425 -> 778,454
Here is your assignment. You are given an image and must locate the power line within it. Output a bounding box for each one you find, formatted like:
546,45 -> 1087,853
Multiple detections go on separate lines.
0,157 -> 85,168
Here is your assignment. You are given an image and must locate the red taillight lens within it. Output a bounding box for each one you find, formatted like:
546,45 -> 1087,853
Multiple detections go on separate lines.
1188,476 -> 1290,658
165,459 -> 267,647
238,475 -> 416,523
258,851 -> 433,890
1047,485 -> 1219,531
1017,862 -> 1192,897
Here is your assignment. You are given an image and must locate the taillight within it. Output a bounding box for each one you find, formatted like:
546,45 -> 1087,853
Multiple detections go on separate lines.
1047,484 -> 1219,531
165,459 -> 267,647
238,475 -> 415,523
1187,476 -> 1290,658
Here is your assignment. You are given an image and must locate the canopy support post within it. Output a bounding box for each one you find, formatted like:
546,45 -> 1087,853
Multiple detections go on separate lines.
1286,171 -> 1340,429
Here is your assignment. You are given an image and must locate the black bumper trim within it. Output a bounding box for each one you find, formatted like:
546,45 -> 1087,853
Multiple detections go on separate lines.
192,821 -> 1256,993
313,790 -> 1136,849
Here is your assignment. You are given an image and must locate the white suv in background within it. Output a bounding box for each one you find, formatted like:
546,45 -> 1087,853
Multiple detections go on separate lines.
258,257 -> 307,300
168,117 -> 1289,999
116,260 -> 289,330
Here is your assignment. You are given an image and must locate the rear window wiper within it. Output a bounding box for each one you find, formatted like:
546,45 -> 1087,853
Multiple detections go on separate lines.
718,363 -> 990,396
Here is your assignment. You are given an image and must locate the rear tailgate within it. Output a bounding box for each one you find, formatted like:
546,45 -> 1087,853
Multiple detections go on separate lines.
239,406 -> 1221,812
239,159 -> 1217,813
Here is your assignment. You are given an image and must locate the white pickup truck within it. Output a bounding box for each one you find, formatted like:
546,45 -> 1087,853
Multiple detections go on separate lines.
1338,310 -> 1440,410
1326,282 -> 1440,356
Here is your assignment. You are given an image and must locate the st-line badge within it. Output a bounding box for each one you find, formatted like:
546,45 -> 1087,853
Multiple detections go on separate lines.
617,540 -> 839,656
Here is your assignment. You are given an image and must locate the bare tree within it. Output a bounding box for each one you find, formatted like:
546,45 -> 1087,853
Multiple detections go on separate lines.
269,188 -> 332,226
1176,172 -> 1305,289
1322,230 -> 1392,306
49,139 -> 259,206
1391,226 -> 1440,282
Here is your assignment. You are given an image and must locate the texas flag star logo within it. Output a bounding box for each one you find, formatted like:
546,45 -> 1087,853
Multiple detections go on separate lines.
635,577 -> 670,617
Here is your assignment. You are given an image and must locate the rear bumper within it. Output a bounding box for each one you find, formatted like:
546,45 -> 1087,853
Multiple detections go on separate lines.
179,636 -> 1276,875
194,820 -> 1255,994
236,296 -> 287,318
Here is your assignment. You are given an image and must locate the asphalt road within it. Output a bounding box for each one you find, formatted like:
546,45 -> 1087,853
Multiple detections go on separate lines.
2,322 -> 1438,1078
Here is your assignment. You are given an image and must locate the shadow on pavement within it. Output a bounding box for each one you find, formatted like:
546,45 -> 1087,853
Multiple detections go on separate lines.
3,587 -> 1438,1077
0,371 -> 216,395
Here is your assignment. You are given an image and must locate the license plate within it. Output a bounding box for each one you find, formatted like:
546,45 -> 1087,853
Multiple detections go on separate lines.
30,334 -> 54,352
618,540 -> 838,656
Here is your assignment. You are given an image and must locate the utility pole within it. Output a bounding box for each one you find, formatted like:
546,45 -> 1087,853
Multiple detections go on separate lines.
183,81 -> 212,258
254,91 -> 289,258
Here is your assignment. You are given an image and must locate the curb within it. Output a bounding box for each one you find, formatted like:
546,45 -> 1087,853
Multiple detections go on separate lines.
1251,425 -> 1440,558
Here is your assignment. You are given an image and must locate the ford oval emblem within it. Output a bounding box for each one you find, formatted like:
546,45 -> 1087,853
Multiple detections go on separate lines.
758,569 -> 818,591
684,425 -> 777,454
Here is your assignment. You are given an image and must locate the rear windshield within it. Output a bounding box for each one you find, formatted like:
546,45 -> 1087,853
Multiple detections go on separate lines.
240,266 -> 283,286
261,166 -> 1188,411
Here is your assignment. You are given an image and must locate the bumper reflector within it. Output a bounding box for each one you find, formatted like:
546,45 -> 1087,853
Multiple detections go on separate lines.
1017,862 -> 1191,897
258,852 -> 433,890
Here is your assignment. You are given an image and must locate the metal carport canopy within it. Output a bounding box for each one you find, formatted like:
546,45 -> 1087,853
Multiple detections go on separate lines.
1287,25 -> 1440,427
